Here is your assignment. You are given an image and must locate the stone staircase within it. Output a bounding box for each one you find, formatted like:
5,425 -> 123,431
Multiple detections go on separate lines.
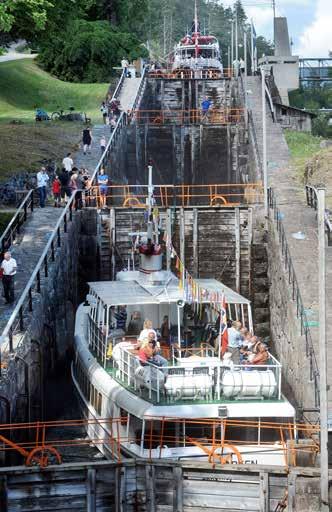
118,77 -> 142,111
0,206 -> 63,331
246,76 -> 289,173
74,124 -> 110,173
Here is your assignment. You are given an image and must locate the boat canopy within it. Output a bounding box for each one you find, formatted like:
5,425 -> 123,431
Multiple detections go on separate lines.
87,277 -> 251,307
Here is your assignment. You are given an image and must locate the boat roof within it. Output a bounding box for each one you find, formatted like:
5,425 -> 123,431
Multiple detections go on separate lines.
88,276 -> 250,307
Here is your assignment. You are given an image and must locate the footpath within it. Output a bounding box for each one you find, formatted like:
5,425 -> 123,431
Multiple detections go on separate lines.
0,122 -> 110,332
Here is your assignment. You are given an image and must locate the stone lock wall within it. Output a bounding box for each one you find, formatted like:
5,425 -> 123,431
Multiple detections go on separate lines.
267,220 -> 316,411
0,209 -> 99,461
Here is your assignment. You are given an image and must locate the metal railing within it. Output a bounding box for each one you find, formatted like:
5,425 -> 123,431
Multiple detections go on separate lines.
111,344 -> 282,405
0,193 -> 77,371
87,182 -> 263,208
131,66 -> 147,113
131,108 -> 245,126
305,185 -> 332,246
0,190 -> 34,253
148,68 -> 233,80
248,110 -> 263,179
268,188 -> 320,407
112,69 -> 126,102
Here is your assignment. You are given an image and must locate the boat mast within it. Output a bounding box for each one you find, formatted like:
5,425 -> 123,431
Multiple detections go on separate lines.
147,163 -> 159,246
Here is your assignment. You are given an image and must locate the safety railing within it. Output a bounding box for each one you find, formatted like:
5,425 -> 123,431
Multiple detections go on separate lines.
112,69 -> 126,102
130,108 -> 245,126
131,66 -> 147,113
0,415 -> 319,467
148,68 -> 233,80
248,110 -> 263,178
89,112 -> 127,187
87,182 -> 263,209
111,344 -> 282,405
305,185 -> 332,246
0,189 -> 34,253
0,192 -> 77,373
90,67 -> 147,185
268,188 -> 320,407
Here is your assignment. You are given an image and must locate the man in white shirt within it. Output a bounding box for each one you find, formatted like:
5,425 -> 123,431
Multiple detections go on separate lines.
62,152 -> 74,172
1,252 -> 17,304
36,167 -> 49,208
121,57 -> 129,77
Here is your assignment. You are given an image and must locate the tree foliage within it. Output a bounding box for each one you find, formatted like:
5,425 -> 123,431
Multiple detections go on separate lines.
39,20 -> 147,82
0,0 -> 53,38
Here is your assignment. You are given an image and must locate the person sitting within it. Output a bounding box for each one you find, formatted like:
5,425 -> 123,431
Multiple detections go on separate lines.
147,331 -> 168,367
138,339 -> 154,365
245,337 -> 269,366
138,319 -> 157,343
127,311 -> 143,336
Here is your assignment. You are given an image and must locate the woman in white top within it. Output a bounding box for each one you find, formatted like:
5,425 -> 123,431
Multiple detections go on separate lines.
138,319 -> 157,343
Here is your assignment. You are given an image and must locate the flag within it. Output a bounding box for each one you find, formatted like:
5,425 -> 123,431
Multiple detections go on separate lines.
218,294 -> 228,358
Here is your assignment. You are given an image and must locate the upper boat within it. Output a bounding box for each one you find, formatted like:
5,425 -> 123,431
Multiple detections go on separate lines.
72,165 -> 296,466
171,1 -> 223,72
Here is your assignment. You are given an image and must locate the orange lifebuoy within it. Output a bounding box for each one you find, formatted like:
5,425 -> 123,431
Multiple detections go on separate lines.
210,195 -> 228,206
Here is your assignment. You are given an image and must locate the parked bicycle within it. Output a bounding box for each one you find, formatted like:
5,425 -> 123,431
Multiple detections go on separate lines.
51,107 -> 90,123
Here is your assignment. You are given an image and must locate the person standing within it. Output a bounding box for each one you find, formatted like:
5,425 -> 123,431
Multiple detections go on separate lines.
36,167 -> 49,208
100,135 -> 106,154
62,153 -> 74,172
239,58 -> 245,74
121,57 -> 129,77
58,168 -> 71,204
232,58 -> 240,77
1,252 -> 17,304
100,102 -> 108,125
201,97 -> 212,121
82,127 -> 92,155
52,176 -> 61,207
97,168 -> 109,209
227,320 -> 242,364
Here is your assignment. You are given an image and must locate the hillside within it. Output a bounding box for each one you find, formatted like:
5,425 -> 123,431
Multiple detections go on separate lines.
0,59 -> 111,179
285,130 -> 332,208
0,59 -> 109,123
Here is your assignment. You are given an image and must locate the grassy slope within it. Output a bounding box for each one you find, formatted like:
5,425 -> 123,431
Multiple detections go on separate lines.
284,130 -> 332,207
0,59 -> 110,179
0,59 -> 109,123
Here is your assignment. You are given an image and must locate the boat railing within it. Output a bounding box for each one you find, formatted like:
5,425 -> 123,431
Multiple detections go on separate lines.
112,345 -> 282,405
148,68 -> 233,80
172,57 -> 223,72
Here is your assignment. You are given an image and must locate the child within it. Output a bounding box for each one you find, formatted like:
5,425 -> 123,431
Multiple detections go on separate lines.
100,135 -> 106,154
52,176 -> 61,207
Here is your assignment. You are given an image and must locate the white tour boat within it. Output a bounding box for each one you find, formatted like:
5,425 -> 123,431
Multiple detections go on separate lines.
171,2 -> 223,73
72,167 -> 295,466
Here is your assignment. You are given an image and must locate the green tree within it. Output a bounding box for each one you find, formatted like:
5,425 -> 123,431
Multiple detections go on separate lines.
39,20 -> 147,82
0,0 -> 53,38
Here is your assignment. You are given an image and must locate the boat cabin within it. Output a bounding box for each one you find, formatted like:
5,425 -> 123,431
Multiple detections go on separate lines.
84,275 -> 283,407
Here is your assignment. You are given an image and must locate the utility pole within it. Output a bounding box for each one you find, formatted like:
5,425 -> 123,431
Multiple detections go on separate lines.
235,12 -> 238,62
228,46 -> 230,71
261,67 -> 268,216
250,20 -> 254,75
318,187 -> 329,512
231,20 -> 234,69
244,29 -> 248,130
